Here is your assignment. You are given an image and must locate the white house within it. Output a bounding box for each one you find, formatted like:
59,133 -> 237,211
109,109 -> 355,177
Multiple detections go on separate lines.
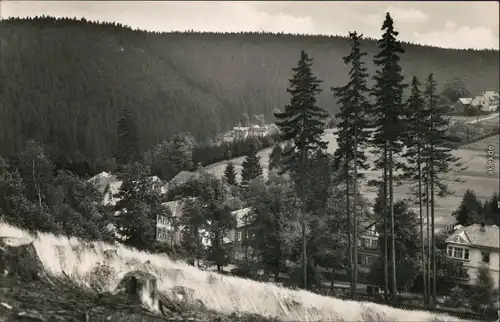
445,223 -> 499,287
88,171 -> 168,206
88,171 -> 123,206
470,91 -> 499,112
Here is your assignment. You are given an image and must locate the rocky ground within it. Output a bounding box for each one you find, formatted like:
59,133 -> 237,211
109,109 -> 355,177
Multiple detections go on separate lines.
0,276 -> 282,322
0,237 -> 280,322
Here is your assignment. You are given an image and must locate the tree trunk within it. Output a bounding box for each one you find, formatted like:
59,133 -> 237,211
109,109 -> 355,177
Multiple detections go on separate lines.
352,127 -> 358,301
417,151 -> 428,305
389,147 -> 397,303
426,173 -> 431,304
196,228 -> 200,268
330,265 -> 335,295
301,148 -> 308,290
383,144 -> 389,303
345,158 -> 353,297
430,143 -> 437,305
244,216 -> 248,265
32,160 -> 42,208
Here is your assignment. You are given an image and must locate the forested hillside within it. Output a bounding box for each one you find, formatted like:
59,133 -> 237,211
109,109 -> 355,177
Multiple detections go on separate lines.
1,16 -> 499,171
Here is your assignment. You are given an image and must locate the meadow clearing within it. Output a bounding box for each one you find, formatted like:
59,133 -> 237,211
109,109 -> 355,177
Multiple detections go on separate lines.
205,128 -> 499,231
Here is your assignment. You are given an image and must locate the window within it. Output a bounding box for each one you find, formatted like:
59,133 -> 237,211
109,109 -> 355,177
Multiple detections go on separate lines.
237,231 -> 242,241
481,251 -> 490,263
360,238 -> 379,249
447,246 -> 470,260
156,227 -> 168,242
358,255 -> 375,267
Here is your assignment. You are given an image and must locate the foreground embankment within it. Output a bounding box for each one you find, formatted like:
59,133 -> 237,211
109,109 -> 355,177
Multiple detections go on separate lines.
0,222 -> 460,322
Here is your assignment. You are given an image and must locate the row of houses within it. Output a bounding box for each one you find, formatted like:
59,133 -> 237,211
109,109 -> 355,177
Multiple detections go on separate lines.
89,170 -> 499,289
218,123 -> 279,143
453,90 -> 499,113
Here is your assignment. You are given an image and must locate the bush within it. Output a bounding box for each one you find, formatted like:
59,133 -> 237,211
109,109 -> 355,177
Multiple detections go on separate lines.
444,286 -> 469,308
87,262 -> 117,293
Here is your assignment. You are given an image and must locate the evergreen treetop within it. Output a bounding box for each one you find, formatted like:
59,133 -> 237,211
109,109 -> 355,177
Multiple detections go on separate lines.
274,49 -> 328,175
223,162 -> 237,185
332,31 -> 371,177
241,143 -> 263,187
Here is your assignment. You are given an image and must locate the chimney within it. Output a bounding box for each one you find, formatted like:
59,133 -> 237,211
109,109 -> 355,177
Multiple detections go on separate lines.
480,222 -> 486,231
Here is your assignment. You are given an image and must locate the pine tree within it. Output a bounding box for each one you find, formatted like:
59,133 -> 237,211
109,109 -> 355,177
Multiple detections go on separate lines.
331,31 -> 371,300
422,73 -> 461,305
223,162 -> 237,185
482,192 -> 500,225
402,76 -> 430,303
369,12 -> 408,303
114,162 -> 168,250
470,265 -> 495,312
452,189 -> 483,226
274,49 -> 328,289
240,143 -> 263,188
268,144 -> 282,172
116,106 -> 141,166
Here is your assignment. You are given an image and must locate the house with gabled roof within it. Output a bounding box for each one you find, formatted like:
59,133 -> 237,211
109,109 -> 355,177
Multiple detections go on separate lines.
471,90 -> 499,112
453,97 -> 473,113
445,223 -> 499,287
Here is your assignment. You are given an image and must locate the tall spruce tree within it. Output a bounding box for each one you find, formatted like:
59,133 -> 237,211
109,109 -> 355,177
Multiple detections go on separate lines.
116,106 -> 141,166
268,144 -> 283,172
422,73 -> 461,305
369,12 -> 408,303
331,31 -> 371,300
223,162 -> 237,185
240,143 -> 263,188
402,76 -> 430,303
274,49 -> 328,289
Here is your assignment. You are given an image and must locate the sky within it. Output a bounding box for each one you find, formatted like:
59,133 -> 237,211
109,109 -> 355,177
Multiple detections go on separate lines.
1,1 -> 499,50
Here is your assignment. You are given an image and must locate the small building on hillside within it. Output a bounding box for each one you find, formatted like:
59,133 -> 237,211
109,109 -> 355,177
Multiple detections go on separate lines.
471,91 -> 499,112
357,219 -> 381,271
453,98 -> 473,114
88,171 -> 168,206
445,223 -> 499,287
222,207 -> 255,263
88,171 -> 123,206
248,125 -> 267,137
233,127 -> 249,141
168,170 -> 201,191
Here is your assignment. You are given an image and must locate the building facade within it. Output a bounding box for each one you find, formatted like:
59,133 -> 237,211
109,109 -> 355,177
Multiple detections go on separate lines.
445,224 -> 500,288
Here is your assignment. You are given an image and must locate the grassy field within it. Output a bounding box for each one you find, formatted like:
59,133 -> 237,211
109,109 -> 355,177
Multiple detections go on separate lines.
0,222 -> 460,322
461,134 -> 499,157
205,129 -> 499,231
449,112 -> 499,124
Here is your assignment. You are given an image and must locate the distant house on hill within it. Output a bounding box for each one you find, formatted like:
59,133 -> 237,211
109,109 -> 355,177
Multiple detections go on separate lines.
471,90 -> 499,112
248,124 -> 267,137
168,170 -> 201,190
233,126 -> 249,141
357,218 -> 381,271
445,223 -> 499,286
88,171 -> 122,206
156,198 -> 197,244
223,207 -> 255,263
89,171 -> 168,206
453,97 -> 473,113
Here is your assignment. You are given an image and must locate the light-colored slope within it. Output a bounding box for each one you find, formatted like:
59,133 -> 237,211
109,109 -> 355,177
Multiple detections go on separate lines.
0,222 -> 459,321
205,129 -> 499,230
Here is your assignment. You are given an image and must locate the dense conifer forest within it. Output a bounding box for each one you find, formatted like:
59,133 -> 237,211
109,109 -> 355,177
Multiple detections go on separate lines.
1,16 -> 499,173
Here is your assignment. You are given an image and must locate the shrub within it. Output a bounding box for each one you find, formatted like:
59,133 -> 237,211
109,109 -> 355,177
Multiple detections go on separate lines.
87,262 -> 117,293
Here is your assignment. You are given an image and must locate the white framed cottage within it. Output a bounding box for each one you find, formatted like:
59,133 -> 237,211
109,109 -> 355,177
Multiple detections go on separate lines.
471,91 -> 499,112
445,223 -> 499,287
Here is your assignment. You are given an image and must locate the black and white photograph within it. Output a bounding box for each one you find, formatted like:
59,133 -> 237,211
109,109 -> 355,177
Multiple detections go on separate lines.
0,1 -> 499,321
